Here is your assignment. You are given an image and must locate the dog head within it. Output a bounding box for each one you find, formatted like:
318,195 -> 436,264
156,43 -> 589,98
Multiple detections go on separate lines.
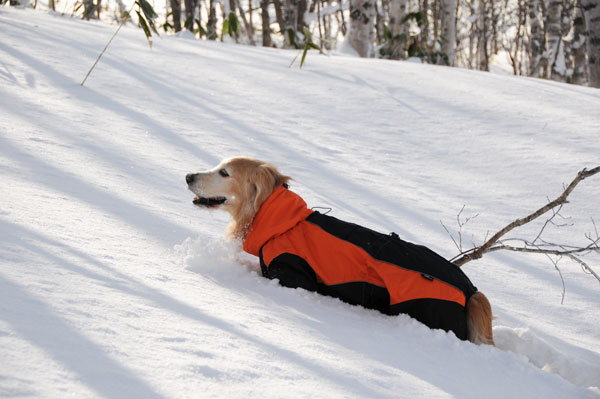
186,156 -> 290,238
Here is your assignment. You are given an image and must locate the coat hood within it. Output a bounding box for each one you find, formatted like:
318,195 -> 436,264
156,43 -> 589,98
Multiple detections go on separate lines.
243,187 -> 313,256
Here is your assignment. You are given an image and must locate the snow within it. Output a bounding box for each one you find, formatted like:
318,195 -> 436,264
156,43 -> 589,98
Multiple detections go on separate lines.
1,6 -> 600,398
489,50 -> 515,75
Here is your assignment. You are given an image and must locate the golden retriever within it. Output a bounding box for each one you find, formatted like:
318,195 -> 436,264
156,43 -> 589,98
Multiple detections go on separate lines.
186,156 -> 494,345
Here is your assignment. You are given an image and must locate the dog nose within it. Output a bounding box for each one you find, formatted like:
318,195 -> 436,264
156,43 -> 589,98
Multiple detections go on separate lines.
186,174 -> 195,185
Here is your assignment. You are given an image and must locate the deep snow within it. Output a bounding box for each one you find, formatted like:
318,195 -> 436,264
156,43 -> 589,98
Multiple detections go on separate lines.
1,6 -> 599,398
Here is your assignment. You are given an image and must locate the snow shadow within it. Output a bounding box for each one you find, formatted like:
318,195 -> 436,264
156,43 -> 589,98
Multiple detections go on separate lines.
91,56 -> 444,242
0,136 -> 194,244
0,40 -> 220,168
0,219 -> 146,292
3,27 -> 471,245
0,276 -> 163,399
490,251 -> 600,305
1,88 -> 178,194
1,220 -> 392,398
0,32 -> 416,240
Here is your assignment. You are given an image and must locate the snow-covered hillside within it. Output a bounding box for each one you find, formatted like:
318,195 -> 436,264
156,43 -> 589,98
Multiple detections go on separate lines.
1,6 -> 599,398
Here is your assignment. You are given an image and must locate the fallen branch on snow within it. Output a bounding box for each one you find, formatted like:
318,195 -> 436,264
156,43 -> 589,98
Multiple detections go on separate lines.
443,166 -> 600,291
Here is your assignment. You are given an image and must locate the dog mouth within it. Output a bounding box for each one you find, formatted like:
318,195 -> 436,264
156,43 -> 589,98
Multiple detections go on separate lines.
193,196 -> 227,207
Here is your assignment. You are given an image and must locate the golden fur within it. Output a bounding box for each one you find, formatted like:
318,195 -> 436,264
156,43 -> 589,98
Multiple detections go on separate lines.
467,291 -> 495,345
186,156 -> 494,345
186,156 -> 290,240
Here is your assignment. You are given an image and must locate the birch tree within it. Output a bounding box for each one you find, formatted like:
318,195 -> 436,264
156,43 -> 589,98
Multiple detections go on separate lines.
528,0 -> 546,76
572,1 -> 588,84
207,0 -> 218,39
233,0 -> 256,44
170,0 -> 183,31
82,0 -> 100,19
546,0 -> 564,79
581,0 -> 600,87
388,0 -> 409,59
184,0 -> 199,30
440,0 -> 458,65
477,0 -> 489,70
261,0 -> 272,46
40,0 -> 597,87
348,0 -> 377,56
281,0 -> 300,48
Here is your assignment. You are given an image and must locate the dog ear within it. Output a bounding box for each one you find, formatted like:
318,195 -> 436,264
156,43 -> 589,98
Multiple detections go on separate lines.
251,164 -> 290,212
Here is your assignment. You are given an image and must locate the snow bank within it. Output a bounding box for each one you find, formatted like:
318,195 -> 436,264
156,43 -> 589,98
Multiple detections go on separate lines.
177,235 -> 261,280
495,326 -> 600,391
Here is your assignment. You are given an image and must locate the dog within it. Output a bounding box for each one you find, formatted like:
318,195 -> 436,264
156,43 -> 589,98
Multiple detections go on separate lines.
186,156 -> 494,345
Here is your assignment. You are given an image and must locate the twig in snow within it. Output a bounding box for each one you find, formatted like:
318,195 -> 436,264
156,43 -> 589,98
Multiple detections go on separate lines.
441,166 -> 600,301
451,166 -> 600,266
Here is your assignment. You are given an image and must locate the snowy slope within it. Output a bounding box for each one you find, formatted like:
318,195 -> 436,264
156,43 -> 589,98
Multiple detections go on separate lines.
1,6 -> 600,398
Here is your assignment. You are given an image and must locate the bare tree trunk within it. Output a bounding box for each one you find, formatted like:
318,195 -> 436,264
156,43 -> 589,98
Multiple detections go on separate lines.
249,0 -> 253,27
323,0 -> 333,49
48,0 -> 55,11
421,0 -> 429,48
490,0 -> 497,54
207,0 -> 218,39
581,0 -> 600,87
440,0 -> 457,65
315,0 -> 323,46
281,0 -> 299,46
509,0 -> 527,75
171,0 -> 183,32
341,0 -> 348,35
477,0 -> 489,70
519,0 -> 528,74
236,0 -> 257,44
348,0 -> 376,56
433,0 -> 440,40
389,0 -> 408,36
261,0 -> 272,46
272,0 -> 286,35
297,0 -> 307,30
467,0 -> 477,68
375,0 -> 384,45
82,0 -> 99,19
184,0 -> 199,30
546,0 -> 564,80
528,0 -> 546,77
573,0 -> 588,84
388,0 -> 409,59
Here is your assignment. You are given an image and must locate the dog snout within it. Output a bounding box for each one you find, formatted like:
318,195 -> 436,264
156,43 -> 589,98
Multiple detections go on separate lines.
186,173 -> 196,185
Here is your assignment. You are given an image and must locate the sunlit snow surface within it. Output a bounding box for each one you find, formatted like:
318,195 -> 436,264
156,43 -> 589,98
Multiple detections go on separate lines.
1,7 -> 599,398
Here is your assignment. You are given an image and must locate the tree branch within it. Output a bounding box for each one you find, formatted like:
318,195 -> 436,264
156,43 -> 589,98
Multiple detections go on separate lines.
566,254 -> 600,285
452,166 -> 600,266
486,241 -> 599,257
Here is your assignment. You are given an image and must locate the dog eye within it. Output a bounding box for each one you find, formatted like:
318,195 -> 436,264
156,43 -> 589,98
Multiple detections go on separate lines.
219,169 -> 230,177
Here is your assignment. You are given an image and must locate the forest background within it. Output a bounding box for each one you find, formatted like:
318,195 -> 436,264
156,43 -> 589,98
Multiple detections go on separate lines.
3,0 -> 600,87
